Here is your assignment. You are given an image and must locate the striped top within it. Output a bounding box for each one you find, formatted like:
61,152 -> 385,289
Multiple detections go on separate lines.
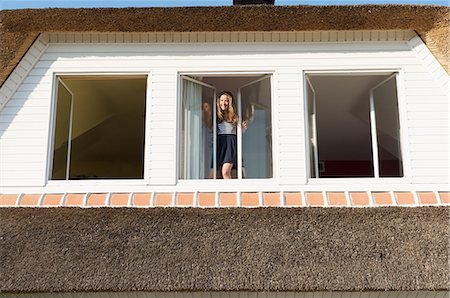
218,121 -> 237,135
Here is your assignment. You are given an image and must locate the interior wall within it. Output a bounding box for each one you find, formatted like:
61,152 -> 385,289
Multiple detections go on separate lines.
63,79 -> 114,140
201,76 -> 261,100
309,75 -> 390,161
53,82 -> 72,150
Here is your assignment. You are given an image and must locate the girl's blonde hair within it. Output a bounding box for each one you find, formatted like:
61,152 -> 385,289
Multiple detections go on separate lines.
217,91 -> 239,126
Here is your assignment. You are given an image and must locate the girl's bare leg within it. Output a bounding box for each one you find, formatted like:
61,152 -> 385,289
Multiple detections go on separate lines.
222,163 -> 234,179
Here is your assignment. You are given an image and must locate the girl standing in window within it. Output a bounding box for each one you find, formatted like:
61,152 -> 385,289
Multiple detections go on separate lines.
216,91 -> 246,179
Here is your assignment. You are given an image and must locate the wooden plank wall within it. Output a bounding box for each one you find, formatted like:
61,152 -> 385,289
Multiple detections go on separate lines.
0,30 -> 448,192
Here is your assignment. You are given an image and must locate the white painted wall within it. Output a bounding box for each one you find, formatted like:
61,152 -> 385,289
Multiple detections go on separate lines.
0,32 -> 448,192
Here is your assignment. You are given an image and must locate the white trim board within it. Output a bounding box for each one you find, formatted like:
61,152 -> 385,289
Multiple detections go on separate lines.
1,182 -> 449,195
0,35 -> 49,110
42,30 -> 416,44
407,35 -> 450,91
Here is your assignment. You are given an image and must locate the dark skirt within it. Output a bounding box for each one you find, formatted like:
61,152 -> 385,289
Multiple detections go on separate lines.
218,134 -> 237,167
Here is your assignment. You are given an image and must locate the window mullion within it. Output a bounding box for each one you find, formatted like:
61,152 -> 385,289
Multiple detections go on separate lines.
213,89 -> 217,180
57,78 -> 74,181
66,94 -> 74,180
369,91 -> 380,178
306,76 -> 319,179
237,90 -> 243,180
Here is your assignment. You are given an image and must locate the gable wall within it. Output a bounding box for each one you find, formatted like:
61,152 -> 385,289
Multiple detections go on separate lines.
0,31 -> 448,199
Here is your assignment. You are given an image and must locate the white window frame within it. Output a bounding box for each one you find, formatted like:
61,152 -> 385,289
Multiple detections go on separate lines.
176,71 -> 279,189
45,72 -> 152,187
303,68 -> 411,185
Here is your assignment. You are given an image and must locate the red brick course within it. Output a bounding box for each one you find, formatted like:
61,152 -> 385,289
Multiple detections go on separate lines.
1,191 -> 448,208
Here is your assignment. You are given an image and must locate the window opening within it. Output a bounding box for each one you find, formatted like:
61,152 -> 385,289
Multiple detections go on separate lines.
179,75 -> 273,180
306,73 -> 403,178
51,76 -> 147,180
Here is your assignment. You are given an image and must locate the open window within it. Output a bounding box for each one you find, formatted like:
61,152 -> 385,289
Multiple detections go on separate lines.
179,74 -> 273,180
50,75 -> 147,180
306,73 -> 403,178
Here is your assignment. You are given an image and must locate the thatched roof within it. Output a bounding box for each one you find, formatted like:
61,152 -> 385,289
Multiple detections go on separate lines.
1,207 -> 449,293
0,5 -> 449,87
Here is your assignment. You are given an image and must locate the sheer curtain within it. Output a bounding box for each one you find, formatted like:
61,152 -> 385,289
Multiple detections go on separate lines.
182,79 -> 203,179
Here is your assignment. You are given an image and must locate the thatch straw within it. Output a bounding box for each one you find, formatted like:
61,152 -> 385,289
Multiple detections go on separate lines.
0,5 -> 449,87
1,207 -> 449,292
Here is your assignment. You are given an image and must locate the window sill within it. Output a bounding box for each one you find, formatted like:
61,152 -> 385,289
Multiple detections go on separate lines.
307,177 -> 409,185
46,179 -> 146,187
176,178 -> 280,192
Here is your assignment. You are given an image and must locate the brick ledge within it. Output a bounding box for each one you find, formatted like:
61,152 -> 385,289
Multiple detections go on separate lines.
0,191 -> 448,208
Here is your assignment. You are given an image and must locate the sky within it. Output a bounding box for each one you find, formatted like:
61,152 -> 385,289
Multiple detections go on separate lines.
0,0 -> 448,9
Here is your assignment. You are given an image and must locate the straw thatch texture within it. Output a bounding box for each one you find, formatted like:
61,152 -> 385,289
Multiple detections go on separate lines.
0,5 -> 449,87
1,207 -> 449,292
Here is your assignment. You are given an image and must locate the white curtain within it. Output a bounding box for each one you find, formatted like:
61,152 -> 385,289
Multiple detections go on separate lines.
182,79 -> 203,179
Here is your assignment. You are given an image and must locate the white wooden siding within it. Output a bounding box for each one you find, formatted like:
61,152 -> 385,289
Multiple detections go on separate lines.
276,68 -> 305,185
403,37 -> 449,184
147,68 -> 178,185
0,61 -> 52,186
0,30 -> 448,191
